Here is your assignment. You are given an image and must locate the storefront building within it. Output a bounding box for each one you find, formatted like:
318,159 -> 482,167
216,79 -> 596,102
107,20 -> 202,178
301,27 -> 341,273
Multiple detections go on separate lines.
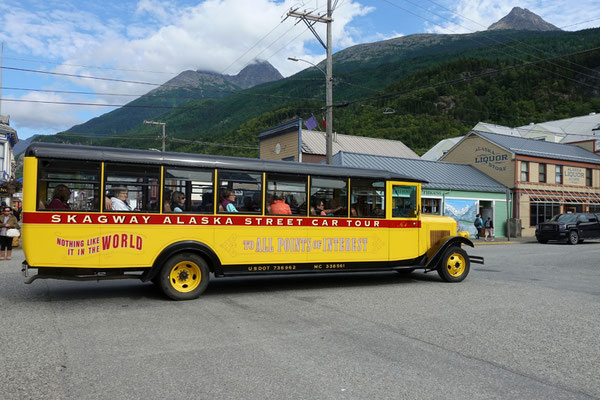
441,130 -> 600,236
331,151 -> 509,237
258,118 -> 419,163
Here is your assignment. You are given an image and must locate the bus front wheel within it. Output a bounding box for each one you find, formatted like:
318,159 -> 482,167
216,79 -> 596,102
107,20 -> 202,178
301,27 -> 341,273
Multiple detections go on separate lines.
160,253 -> 210,300
437,247 -> 470,282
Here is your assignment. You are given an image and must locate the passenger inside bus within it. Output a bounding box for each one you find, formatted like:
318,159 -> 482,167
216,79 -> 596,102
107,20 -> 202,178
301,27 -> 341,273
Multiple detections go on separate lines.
47,184 -> 71,210
104,196 -> 112,210
221,190 -> 238,212
269,194 -> 291,215
310,197 -> 342,216
170,191 -> 185,212
110,187 -> 133,211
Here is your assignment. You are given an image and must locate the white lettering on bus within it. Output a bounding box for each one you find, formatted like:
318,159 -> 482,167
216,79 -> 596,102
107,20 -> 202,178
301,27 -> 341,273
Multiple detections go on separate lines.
201,217 -> 210,225
52,215 -> 61,223
189,217 -> 197,225
98,215 -> 107,223
142,216 -> 150,224
130,216 -> 139,224
82,215 -> 92,224
245,218 -> 252,225
266,218 -> 273,226
177,217 -> 184,224
225,218 -> 233,225
163,216 -> 172,224
67,215 -> 77,223
112,215 -> 126,224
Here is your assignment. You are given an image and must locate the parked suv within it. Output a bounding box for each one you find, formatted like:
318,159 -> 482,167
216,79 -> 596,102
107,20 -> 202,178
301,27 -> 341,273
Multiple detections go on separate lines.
536,213 -> 600,244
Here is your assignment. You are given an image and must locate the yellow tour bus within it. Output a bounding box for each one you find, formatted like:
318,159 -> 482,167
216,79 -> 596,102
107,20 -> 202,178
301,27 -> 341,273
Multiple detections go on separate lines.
21,143 -> 483,300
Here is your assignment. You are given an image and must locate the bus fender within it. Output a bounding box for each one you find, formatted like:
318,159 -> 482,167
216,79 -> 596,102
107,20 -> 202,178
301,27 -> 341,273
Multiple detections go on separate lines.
424,236 -> 474,271
142,241 -> 223,282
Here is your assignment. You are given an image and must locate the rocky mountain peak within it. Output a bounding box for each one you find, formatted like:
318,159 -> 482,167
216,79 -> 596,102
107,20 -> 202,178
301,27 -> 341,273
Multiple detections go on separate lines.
487,7 -> 561,31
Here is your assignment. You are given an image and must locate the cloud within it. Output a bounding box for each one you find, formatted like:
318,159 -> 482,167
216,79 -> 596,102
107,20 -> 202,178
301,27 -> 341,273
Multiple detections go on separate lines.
425,0 -> 600,34
0,0 -> 373,137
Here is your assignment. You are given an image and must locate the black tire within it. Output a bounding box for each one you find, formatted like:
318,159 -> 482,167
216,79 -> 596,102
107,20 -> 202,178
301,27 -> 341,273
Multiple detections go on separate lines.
437,247 -> 470,282
159,252 -> 210,300
568,230 -> 579,245
536,238 -> 548,244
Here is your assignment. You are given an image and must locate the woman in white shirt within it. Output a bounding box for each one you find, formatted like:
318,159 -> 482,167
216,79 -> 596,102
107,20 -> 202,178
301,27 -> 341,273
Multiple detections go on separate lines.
110,188 -> 132,211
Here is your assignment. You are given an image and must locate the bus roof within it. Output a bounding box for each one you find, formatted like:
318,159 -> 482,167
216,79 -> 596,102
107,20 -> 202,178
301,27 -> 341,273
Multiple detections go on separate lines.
25,142 -> 426,183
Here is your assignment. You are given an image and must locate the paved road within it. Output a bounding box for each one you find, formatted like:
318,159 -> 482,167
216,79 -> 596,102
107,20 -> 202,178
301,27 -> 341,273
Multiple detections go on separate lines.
1,242 -> 599,399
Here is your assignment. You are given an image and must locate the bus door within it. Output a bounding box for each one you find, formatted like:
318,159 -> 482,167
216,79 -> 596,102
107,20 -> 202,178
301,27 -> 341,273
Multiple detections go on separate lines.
387,182 -> 420,261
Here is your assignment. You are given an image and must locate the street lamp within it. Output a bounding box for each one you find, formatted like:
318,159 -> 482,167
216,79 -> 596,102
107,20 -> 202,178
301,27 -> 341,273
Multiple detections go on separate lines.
288,56 -> 333,164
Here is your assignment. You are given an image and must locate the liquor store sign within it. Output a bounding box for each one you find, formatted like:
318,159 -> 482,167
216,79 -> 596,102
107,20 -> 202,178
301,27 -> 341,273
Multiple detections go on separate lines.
474,146 -> 509,172
564,166 -> 585,186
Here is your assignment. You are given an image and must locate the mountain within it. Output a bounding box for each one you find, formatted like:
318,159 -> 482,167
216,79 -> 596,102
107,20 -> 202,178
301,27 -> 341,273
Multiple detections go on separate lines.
36,26 -> 600,159
63,60 -> 283,137
487,7 -> 561,31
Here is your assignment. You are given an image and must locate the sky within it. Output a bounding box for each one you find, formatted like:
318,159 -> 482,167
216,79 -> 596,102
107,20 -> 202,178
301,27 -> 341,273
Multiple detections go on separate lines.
0,0 -> 599,140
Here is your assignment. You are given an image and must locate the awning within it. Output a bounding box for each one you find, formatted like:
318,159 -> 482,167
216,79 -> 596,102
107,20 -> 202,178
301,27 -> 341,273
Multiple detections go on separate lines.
518,187 -> 600,204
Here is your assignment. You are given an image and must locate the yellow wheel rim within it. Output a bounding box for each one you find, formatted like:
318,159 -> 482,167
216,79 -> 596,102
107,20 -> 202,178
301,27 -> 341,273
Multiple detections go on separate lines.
169,261 -> 202,293
445,252 -> 466,277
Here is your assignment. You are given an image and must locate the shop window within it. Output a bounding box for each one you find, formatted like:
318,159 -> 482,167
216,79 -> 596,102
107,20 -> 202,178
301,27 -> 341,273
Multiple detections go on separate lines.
422,198 -> 441,215
164,168 -> 214,213
590,205 -> 600,213
217,170 -> 262,213
38,159 -> 101,211
350,179 -> 385,218
105,164 -> 160,212
556,165 -> 563,184
586,169 -> 592,187
520,161 -> 529,182
539,163 -> 546,183
266,173 -> 307,216
310,177 -> 347,217
529,202 -> 560,227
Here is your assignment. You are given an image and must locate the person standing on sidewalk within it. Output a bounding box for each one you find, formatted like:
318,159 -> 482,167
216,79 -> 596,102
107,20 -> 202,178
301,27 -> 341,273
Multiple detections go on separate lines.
474,214 -> 484,239
0,206 -> 19,260
484,217 -> 494,241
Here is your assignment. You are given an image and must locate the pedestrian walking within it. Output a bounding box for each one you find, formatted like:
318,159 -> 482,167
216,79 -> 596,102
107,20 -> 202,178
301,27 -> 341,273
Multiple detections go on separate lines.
484,217 -> 494,241
474,213 -> 483,239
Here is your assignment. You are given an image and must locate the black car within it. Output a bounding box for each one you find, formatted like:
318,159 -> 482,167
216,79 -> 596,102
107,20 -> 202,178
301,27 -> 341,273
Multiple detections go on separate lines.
536,213 -> 600,244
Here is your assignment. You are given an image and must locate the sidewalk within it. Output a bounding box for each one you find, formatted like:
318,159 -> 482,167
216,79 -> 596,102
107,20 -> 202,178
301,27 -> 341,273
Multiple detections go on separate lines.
471,236 -> 537,245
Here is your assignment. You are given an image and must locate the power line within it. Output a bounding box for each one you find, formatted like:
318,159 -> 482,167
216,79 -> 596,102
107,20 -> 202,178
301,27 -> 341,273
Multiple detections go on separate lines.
1,55 -> 179,75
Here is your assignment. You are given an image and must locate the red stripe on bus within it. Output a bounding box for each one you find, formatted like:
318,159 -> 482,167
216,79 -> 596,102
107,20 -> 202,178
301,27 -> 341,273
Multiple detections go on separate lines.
22,212 -> 421,228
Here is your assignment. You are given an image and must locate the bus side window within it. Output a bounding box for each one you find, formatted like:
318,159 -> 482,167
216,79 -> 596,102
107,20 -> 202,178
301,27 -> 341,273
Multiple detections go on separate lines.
265,173 -> 307,216
217,170 -> 262,214
38,159 -> 101,211
350,179 -> 385,218
104,163 -> 160,212
310,176 -> 348,217
164,168 -> 214,213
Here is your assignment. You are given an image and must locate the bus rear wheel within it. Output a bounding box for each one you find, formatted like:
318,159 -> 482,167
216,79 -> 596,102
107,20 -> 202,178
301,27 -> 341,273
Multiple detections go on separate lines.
160,253 -> 209,300
437,247 -> 470,282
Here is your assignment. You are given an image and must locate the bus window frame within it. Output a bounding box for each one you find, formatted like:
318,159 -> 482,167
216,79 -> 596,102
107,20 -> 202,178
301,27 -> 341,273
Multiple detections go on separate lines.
265,172 -> 308,216
389,181 -> 421,219
349,178 -> 387,219
103,162 -> 161,213
37,158 -> 102,212
163,166 -> 215,214
217,169 -> 263,215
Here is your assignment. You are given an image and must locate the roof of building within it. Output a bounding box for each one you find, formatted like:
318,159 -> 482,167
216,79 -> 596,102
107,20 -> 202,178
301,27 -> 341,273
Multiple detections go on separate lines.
420,136 -> 463,161
301,130 -> 419,159
469,130 -> 600,165
517,112 -> 600,137
473,122 -> 521,136
0,115 -> 18,147
332,151 -> 507,193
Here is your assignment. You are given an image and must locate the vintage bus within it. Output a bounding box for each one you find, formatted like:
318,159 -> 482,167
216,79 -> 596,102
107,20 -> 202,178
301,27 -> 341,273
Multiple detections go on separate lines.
21,143 -> 483,300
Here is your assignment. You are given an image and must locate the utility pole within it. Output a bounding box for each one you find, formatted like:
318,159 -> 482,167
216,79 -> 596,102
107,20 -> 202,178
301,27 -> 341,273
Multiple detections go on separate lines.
287,1 -> 334,164
143,120 -> 166,152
